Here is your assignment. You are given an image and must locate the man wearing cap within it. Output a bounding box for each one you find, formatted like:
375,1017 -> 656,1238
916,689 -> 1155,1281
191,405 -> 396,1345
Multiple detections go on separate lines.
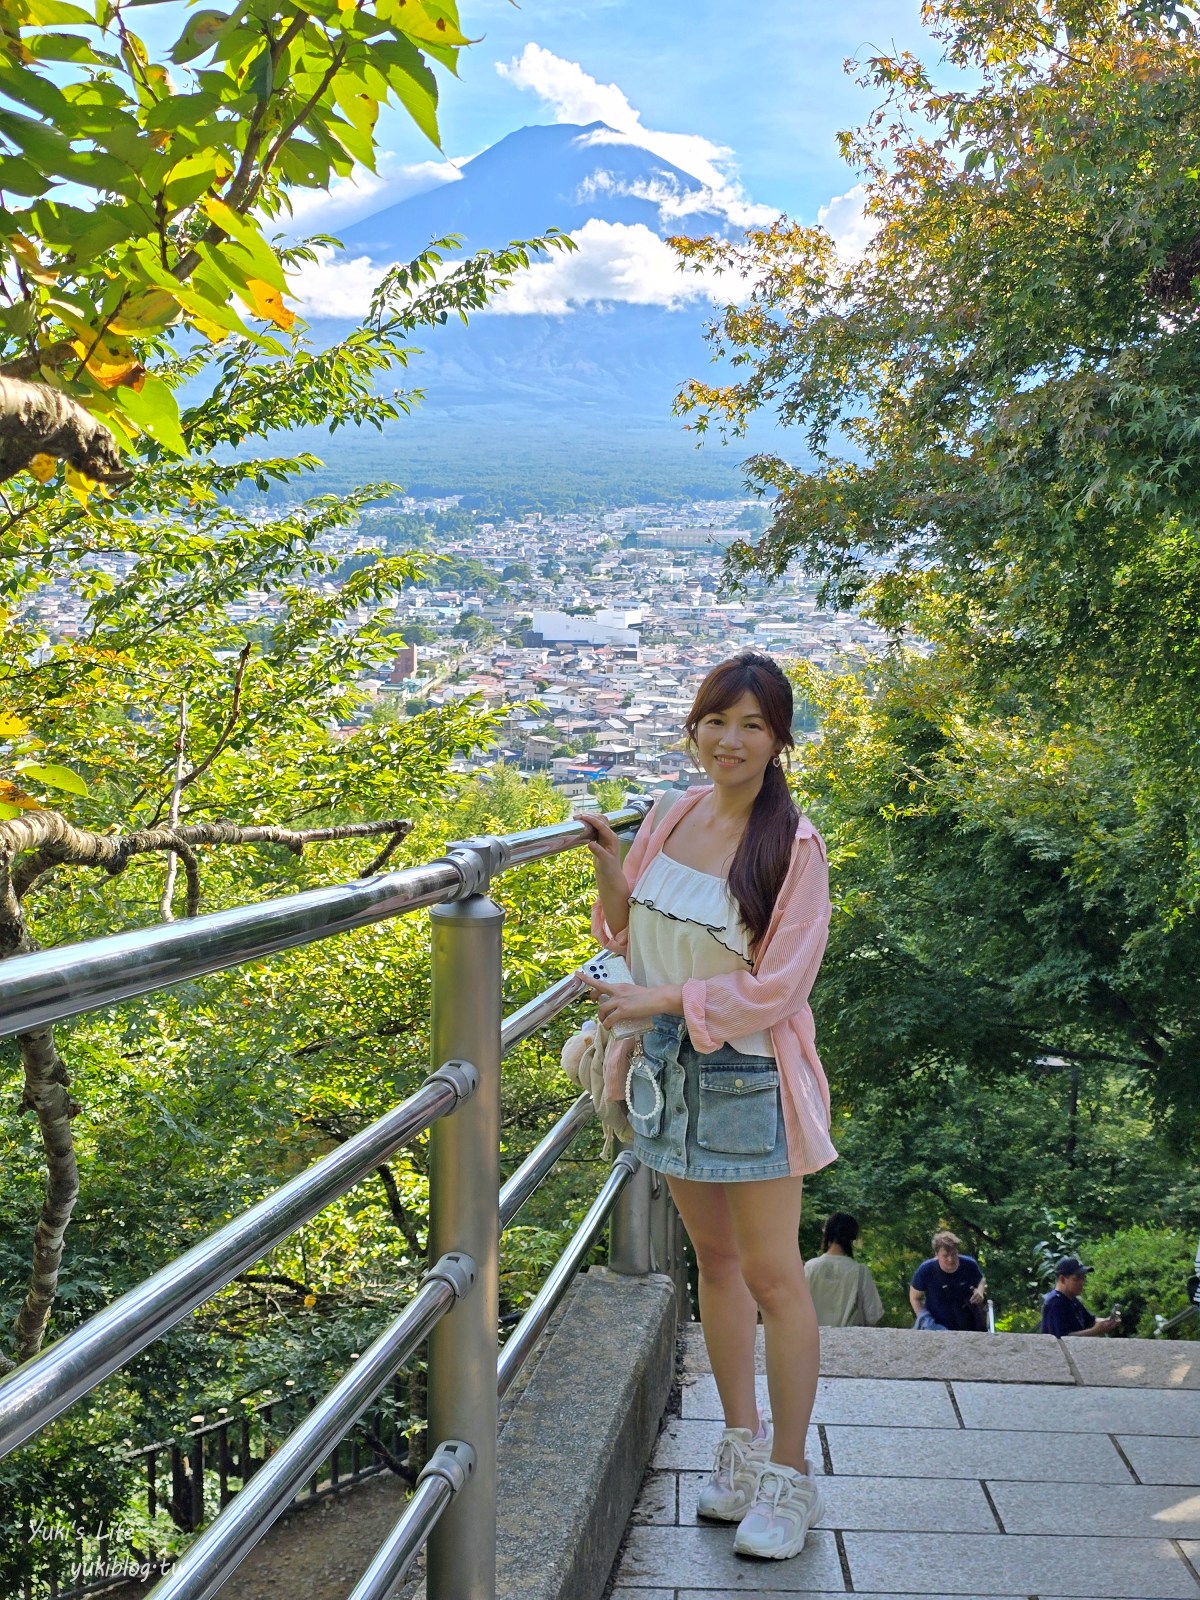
1040,1257 -> 1121,1337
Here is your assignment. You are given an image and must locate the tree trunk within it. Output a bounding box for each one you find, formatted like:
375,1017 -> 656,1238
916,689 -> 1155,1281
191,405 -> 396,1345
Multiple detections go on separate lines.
0,858 -> 80,1369
10,1023 -> 80,1364
0,374 -> 131,486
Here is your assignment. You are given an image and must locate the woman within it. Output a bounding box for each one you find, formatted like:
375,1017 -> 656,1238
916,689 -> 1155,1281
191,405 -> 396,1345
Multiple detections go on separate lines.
804,1213 -> 885,1327
578,652 -> 835,1563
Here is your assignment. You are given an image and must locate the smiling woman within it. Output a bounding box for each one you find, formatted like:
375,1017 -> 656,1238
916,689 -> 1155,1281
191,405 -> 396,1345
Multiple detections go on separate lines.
576,651 -> 836,1564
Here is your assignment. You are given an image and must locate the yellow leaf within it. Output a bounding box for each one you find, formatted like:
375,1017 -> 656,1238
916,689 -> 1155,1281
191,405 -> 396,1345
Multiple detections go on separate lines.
27,453 -> 56,483
0,779 -> 43,811
108,290 -> 180,335
0,712 -> 29,738
303,1293 -> 317,1308
71,337 -> 147,391
65,463 -> 96,507
241,277 -> 296,330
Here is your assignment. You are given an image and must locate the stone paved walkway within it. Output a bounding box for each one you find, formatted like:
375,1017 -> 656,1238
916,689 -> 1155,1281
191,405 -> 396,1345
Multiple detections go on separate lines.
609,1325 -> 1200,1599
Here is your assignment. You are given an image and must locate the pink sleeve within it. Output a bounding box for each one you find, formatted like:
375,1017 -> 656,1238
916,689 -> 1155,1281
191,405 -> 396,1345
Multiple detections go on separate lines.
589,798 -> 667,954
681,833 -> 831,1052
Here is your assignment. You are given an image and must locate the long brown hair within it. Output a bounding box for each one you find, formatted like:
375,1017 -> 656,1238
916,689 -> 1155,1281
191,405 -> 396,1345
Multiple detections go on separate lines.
684,652 -> 798,952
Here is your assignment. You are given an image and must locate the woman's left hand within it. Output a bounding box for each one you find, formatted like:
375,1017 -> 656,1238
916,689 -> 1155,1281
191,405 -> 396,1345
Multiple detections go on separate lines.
578,974 -> 667,1032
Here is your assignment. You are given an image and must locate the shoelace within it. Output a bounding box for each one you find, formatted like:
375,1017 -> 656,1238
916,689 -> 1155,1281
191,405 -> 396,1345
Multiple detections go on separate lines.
711,1433 -> 749,1485
753,1465 -> 800,1515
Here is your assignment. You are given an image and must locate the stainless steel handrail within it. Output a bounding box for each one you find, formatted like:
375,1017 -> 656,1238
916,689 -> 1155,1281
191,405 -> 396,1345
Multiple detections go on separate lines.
0,806 -> 647,1041
499,1092 -> 593,1231
346,1441 -> 476,1600
497,1150 -> 639,1400
3,798 -> 666,1600
500,970 -> 585,1055
0,1063 -> 478,1460
145,1255 -> 476,1600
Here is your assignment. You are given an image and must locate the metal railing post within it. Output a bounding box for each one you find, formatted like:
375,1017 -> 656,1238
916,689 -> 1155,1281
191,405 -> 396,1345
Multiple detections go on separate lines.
608,1161 -> 653,1275
426,887 -> 504,1600
606,799 -> 655,1279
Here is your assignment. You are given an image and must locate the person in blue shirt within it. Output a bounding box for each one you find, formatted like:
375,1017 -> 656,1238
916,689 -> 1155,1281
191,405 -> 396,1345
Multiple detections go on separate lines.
1040,1257 -> 1120,1337
909,1231 -> 987,1331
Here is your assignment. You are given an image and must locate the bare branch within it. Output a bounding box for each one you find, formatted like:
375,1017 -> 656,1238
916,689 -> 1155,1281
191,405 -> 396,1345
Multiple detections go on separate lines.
8,812 -> 414,904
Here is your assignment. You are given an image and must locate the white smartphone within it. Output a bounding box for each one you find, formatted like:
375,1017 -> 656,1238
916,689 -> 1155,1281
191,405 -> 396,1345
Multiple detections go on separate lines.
580,953 -> 641,1037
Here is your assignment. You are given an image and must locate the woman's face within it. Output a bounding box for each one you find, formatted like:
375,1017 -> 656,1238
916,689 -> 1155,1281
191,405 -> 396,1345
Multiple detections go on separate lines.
692,691 -> 782,791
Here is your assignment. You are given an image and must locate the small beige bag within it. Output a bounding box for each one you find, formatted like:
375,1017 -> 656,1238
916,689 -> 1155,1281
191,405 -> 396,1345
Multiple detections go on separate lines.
559,1016 -> 632,1156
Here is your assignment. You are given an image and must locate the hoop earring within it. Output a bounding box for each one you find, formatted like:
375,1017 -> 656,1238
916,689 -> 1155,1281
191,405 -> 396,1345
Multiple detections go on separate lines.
772,755 -> 782,767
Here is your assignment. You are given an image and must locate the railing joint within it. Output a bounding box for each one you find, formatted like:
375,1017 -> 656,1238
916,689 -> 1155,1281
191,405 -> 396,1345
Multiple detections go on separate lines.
424,1252 -> 477,1302
425,1059 -> 479,1103
416,1438 -> 476,1495
441,834 -> 511,897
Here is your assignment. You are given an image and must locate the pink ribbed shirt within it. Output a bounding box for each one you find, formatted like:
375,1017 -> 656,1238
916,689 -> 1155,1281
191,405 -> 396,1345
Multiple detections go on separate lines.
591,787 -> 838,1177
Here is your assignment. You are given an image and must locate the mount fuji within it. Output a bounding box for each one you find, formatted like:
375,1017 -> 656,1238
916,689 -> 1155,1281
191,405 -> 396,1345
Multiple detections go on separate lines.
292,122 -> 789,504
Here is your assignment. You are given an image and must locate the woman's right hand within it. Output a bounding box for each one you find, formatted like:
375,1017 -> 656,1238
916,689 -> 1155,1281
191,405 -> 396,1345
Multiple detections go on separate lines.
577,812 -> 624,880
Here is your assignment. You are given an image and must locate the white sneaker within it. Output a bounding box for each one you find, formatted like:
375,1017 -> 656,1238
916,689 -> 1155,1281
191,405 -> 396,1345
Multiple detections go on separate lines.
733,1461 -> 823,1559
694,1426 -> 772,1522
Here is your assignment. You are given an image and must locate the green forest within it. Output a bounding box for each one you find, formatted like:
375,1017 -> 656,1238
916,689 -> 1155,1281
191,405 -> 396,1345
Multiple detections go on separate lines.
2,0 -> 1199,1590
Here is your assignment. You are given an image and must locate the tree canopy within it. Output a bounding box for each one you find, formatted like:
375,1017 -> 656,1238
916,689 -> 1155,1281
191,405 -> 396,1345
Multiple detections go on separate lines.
677,0 -> 1200,1141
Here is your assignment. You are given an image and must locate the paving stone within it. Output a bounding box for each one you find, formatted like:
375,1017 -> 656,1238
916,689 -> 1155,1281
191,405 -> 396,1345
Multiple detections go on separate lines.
630,1472 -> 676,1526
1118,1434 -> 1200,1485
681,1373 -> 958,1428
1067,1338 -> 1200,1390
818,1324 -> 1073,1383
681,1321 -> 1074,1382
955,1379 -> 1200,1436
677,1469 -> 995,1531
825,1423 -> 1134,1482
609,1591 -> 673,1599
843,1530 -> 1200,1597
613,1525 -> 844,1590
651,1418 -> 823,1473
989,1479 -> 1200,1537
1180,1544 -> 1200,1580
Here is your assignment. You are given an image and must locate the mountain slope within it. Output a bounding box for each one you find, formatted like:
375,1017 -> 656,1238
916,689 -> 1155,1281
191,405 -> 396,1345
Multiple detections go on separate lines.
338,121 -> 736,260
300,121 -> 789,502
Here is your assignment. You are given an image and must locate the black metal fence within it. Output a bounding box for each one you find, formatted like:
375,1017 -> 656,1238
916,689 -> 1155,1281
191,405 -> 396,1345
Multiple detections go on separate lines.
19,1378 -> 408,1600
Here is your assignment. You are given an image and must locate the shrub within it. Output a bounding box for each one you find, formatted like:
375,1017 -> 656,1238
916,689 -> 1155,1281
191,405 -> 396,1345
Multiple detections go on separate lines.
1085,1227 -> 1199,1339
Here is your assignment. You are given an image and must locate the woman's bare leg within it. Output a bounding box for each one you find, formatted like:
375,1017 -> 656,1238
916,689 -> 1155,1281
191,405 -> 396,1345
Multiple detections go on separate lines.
724,1175 -> 816,1472
666,1175 -> 760,1433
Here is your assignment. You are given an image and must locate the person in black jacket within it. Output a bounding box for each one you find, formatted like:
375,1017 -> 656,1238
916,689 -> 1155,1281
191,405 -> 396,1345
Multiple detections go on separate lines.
1040,1257 -> 1120,1337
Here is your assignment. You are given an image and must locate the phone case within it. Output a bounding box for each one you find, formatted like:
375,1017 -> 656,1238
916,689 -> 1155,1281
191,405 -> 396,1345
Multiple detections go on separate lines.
583,954 -> 633,986
581,954 -> 640,1037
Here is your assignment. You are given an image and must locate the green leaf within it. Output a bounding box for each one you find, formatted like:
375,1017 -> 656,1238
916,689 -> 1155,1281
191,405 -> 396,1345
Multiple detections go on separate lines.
170,9 -> 231,66
17,761 -> 89,796
117,373 -> 187,455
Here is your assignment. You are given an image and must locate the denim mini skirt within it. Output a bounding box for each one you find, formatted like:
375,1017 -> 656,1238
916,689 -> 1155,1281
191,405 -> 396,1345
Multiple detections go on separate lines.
625,1014 -> 791,1183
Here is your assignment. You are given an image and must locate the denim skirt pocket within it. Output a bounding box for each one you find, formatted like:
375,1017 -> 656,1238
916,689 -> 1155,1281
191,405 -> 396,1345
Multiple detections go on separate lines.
625,1046 -> 667,1140
695,1057 -> 779,1156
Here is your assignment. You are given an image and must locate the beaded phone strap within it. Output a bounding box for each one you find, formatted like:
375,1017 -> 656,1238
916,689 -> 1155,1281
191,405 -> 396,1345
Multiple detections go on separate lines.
625,1051 -> 665,1129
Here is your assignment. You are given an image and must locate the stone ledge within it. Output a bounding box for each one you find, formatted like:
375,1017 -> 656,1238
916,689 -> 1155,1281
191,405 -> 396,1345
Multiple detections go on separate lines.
683,1321 -> 1075,1382
494,1267 -> 678,1600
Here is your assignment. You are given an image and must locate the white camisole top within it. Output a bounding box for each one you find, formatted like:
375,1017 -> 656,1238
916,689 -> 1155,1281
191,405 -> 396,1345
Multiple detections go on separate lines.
626,851 -> 775,1058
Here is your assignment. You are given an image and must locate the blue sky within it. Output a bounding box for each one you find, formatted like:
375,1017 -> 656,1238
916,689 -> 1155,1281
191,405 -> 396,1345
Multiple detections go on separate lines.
132,1 -> 938,315
265,0 -> 935,236
420,0 -> 931,221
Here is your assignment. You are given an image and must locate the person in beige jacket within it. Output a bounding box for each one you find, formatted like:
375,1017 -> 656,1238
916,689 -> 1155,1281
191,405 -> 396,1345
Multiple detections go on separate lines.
804,1213 -> 884,1327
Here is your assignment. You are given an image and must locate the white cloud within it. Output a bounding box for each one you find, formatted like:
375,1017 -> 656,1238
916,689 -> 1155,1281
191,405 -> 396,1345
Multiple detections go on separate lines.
817,184 -> 876,259
291,219 -> 735,320
282,158 -> 464,234
497,44 -> 776,231
484,219 -> 725,315
291,251 -> 390,319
